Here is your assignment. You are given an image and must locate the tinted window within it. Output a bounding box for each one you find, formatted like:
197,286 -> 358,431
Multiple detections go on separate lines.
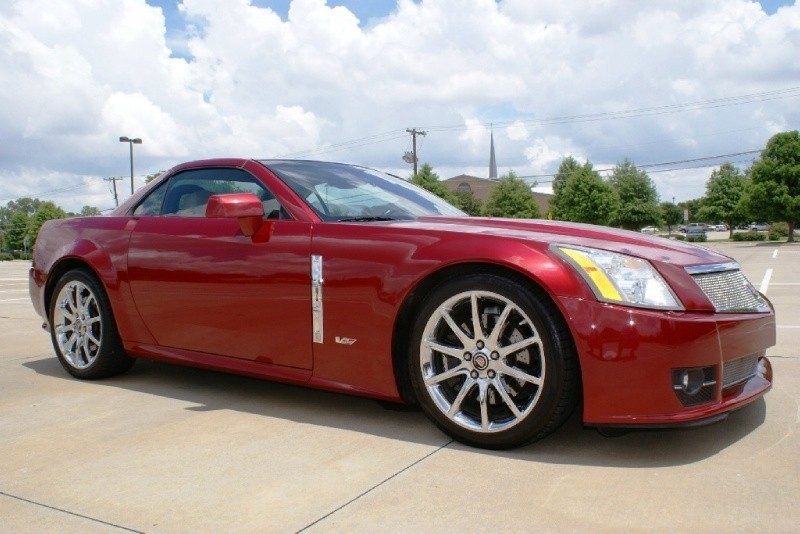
134,167 -> 287,219
133,181 -> 169,216
261,160 -> 464,221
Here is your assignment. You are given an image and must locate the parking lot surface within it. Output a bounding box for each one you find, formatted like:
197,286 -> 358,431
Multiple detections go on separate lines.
1,242 -> 799,533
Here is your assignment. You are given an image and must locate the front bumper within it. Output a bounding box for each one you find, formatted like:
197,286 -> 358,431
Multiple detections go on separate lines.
556,296 -> 775,426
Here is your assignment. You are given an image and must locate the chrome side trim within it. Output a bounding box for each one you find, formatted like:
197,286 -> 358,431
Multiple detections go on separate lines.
684,262 -> 739,275
311,255 -> 324,344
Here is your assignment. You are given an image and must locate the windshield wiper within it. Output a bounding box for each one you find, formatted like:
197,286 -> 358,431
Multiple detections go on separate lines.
337,216 -> 396,222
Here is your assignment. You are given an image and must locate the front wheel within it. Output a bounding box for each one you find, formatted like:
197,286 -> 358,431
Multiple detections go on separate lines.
49,269 -> 135,379
409,274 -> 578,449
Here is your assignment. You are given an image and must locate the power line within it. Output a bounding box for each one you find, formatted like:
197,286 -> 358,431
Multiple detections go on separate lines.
272,87 -> 799,159
518,150 -> 761,183
423,86 -> 800,133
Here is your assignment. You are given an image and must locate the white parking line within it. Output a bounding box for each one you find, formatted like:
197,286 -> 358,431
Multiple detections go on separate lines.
760,268 -> 773,295
772,249 -> 778,259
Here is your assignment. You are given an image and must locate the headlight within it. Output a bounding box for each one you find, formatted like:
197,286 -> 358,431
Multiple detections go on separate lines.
553,245 -> 684,310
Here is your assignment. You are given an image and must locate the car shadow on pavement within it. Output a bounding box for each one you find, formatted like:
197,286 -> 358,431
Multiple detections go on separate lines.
24,356 -> 767,468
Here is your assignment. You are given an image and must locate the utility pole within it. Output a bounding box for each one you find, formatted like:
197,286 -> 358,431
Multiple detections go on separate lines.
105,177 -> 122,207
405,128 -> 427,176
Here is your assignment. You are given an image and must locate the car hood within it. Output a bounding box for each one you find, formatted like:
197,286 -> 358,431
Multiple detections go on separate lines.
412,217 -> 731,269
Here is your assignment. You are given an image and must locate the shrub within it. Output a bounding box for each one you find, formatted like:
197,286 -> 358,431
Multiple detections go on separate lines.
732,231 -> 766,241
686,234 -> 707,242
673,234 -> 686,241
768,231 -> 782,241
770,222 -> 789,237
0,252 -> 14,261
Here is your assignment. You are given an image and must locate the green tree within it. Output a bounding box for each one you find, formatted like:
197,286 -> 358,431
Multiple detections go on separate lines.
0,197 -> 41,230
410,163 -> 456,203
745,130 -> 800,242
550,156 -> 585,219
697,163 -> 747,238
5,211 -> 29,252
80,205 -> 102,216
556,164 -> 618,225
660,202 -> 683,235
451,189 -> 482,216
552,156 -> 581,196
28,202 -> 67,247
482,171 -> 541,218
608,159 -> 660,231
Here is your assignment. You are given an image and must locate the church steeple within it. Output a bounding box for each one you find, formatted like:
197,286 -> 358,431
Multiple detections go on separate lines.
489,129 -> 498,179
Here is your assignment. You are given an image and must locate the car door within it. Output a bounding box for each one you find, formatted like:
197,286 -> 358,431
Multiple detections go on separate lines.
126,167 -> 313,370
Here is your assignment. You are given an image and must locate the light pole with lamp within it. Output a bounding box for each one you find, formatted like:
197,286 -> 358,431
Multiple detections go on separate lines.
119,136 -> 142,194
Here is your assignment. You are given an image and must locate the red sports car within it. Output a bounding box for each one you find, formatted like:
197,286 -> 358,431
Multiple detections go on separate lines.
29,159 -> 775,449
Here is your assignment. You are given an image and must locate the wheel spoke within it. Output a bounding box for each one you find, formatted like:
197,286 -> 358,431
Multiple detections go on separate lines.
447,376 -> 475,417
440,308 -> 473,347
492,380 -> 523,419
486,303 -> 513,347
498,335 -> 539,358
81,336 -> 94,362
72,285 -> 81,313
55,323 -> 75,335
64,333 -> 78,354
470,293 -> 484,341
424,339 -> 466,359
497,362 -> 542,386
86,330 -> 101,346
477,381 -> 490,430
425,364 -> 467,386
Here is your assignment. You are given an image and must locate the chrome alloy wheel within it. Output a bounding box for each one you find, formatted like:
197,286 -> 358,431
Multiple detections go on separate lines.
419,290 -> 545,433
53,280 -> 103,369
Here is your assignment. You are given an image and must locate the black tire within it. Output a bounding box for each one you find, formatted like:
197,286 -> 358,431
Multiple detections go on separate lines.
49,269 -> 135,379
408,274 -> 578,449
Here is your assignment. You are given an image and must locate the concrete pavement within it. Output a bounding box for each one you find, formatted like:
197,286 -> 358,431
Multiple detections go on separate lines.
1,243 -> 798,533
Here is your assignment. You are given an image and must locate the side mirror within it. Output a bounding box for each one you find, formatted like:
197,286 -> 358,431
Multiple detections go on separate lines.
206,193 -> 265,236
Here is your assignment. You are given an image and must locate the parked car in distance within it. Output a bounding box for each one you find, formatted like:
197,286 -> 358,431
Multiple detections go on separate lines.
28,158 -> 776,450
640,226 -> 659,234
749,222 -> 770,231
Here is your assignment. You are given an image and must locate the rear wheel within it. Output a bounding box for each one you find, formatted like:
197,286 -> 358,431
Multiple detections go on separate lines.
49,269 -> 135,379
409,274 -> 578,449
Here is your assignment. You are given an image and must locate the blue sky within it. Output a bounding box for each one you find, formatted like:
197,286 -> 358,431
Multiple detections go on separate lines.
148,0 -> 794,32
149,0 -> 403,32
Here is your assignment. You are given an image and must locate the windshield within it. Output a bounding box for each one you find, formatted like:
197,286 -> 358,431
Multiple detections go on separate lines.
260,160 -> 465,221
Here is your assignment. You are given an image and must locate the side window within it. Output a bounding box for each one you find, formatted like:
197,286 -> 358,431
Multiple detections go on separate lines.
133,181 -> 169,216
136,168 -> 288,219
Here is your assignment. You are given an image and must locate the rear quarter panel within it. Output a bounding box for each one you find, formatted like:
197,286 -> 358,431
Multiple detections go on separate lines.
31,217 -> 156,344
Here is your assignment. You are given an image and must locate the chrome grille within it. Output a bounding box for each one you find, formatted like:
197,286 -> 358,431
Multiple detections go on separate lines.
687,263 -> 769,313
723,354 -> 758,388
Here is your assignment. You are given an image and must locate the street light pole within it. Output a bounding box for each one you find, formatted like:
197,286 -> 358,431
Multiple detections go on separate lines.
119,136 -> 142,194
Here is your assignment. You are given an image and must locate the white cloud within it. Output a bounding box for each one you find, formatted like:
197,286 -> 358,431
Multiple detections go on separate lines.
0,0 -> 798,212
